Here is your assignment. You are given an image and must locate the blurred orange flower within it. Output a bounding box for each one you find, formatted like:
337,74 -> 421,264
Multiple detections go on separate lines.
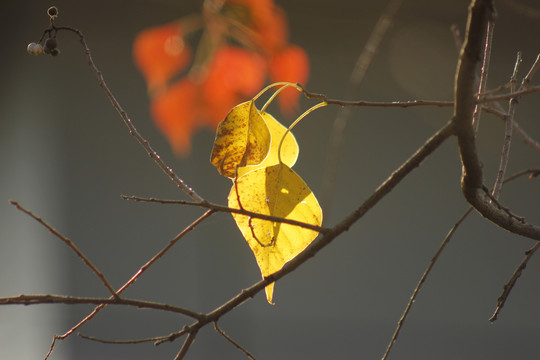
133,0 -> 309,155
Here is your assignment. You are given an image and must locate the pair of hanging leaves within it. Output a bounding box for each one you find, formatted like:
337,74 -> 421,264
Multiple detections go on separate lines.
210,92 -> 322,304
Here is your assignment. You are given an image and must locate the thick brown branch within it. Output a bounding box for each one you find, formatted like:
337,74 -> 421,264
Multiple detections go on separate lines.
453,0 -> 540,241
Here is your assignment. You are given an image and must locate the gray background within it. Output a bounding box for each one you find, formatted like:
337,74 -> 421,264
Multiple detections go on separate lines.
2,0 -> 540,359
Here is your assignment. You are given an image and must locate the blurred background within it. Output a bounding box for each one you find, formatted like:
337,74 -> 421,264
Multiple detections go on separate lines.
2,0 -> 540,359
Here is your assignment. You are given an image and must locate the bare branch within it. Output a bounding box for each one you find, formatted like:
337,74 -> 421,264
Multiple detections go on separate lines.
472,18 -> 495,131
381,207 -> 474,360
450,22 -> 540,156
479,84 -> 540,103
0,294 -> 203,319
500,0 -> 540,20
51,25 -> 203,202
174,329 -> 198,360
486,168 -> 540,322
78,333 -> 166,344
317,0 -> 405,214
43,210 -> 213,358
121,195 -> 329,233
521,54 -> 540,87
16,3 -> 540,359
491,52 -> 521,200
300,87 -> 454,109
489,241 -> 540,322
383,166 -> 540,358
512,121 -> 540,155
214,322 -> 257,360
502,168 -> 540,183
9,200 -> 117,297
453,0 -> 540,241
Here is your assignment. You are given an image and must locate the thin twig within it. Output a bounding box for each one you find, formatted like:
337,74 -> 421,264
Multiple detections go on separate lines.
121,195 -> 328,234
479,84 -> 540,102
214,322 -> 257,360
501,0 -> 540,20
174,329 -> 199,360
44,210 -> 213,359
383,167 -> 540,358
9,200 -> 117,297
51,24 -> 203,202
451,23 -> 540,157
472,19 -> 494,132
501,168 -> 540,183
521,54 -> 540,87
489,241 -> 540,322
381,207 -> 474,360
78,333 -> 168,344
319,0 -> 405,214
0,294 -> 202,319
512,121 -> 540,155
487,168 -> 540,321
491,52 -> 521,200
300,90 -> 454,108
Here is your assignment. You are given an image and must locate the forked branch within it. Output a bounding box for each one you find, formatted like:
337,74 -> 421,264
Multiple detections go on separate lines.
453,0 -> 540,241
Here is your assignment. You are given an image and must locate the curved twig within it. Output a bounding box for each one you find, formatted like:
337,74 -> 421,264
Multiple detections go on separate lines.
453,0 -> 540,241
50,24 -> 203,202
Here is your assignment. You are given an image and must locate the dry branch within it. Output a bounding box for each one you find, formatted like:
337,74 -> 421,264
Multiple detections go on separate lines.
10,200 -> 117,297
0,294 -> 202,319
8,2 -> 540,359
453,0 -> 540,241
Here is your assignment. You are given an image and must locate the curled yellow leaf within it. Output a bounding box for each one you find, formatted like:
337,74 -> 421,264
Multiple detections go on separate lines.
237,111 -> 299,177
228,163 -> 322,304
210,101 -> 271,178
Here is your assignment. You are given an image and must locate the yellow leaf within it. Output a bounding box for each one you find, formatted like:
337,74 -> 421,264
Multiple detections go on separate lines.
210,101 -> 271,178
228,163 -> 322,304
237,111 -> 299,177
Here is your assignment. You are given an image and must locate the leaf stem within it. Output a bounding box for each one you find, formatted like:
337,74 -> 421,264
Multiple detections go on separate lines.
260,83 -> 300,113
278,101 -> 327,164
252,82 -> 301,103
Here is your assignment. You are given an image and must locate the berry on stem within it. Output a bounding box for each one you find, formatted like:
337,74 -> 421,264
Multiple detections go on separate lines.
45,37 -> 58,50
27,42 -> 43,55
